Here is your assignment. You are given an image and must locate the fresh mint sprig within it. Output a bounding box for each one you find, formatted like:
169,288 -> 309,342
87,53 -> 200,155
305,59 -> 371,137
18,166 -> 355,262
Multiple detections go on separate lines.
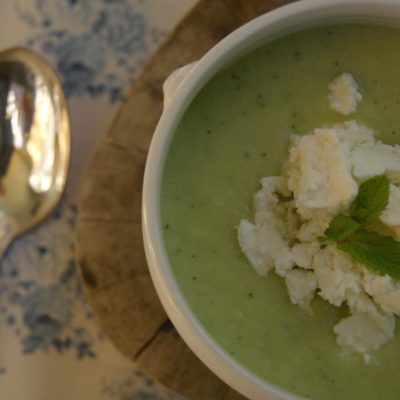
321,175 -> 400,279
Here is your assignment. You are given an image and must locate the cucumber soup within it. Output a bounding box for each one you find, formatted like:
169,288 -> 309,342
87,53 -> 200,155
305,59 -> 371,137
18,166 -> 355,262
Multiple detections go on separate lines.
161,25 -> 400,400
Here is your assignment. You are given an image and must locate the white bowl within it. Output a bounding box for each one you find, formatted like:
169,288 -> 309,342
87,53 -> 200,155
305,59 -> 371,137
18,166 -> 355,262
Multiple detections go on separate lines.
142,1 -> 400,398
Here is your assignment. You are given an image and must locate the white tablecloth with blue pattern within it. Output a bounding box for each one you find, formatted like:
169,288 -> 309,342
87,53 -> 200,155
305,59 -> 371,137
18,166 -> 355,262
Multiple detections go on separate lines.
0,1 -> 195,399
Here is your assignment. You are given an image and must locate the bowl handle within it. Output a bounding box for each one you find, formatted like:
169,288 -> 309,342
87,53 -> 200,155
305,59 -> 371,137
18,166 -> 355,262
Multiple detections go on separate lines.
163,61 -> 198,108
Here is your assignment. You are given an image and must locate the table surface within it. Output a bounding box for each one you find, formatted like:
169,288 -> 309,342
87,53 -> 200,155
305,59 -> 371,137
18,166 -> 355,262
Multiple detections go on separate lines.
76,0 -> 293,399
0,1 -> 195,399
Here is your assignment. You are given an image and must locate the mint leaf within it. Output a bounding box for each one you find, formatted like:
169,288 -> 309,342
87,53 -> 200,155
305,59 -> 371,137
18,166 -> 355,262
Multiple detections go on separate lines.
338,230 -> 400,279
350,175 -> 389,223
324,214 -> 360,241
320,175 -> 397,278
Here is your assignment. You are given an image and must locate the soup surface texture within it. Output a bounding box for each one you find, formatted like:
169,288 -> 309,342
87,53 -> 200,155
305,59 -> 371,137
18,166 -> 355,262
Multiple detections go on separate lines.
161,25 -> 400,400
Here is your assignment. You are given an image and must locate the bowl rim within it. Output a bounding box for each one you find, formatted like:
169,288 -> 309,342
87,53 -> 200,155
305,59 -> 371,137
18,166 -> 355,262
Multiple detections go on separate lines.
142,0 -> 400,398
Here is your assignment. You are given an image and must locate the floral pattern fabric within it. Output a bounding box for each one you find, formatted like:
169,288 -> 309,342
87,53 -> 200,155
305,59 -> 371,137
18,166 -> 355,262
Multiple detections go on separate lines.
0,0 -> 195,399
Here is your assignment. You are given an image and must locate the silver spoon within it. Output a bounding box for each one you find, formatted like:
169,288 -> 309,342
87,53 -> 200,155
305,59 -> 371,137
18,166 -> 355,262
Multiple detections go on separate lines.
0,47 -> 70,256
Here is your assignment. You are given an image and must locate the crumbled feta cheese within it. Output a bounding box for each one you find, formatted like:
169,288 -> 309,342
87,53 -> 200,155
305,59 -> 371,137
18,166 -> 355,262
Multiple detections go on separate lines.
334,120 -> 375,148
313,244 -> 362,307
333,120 -> 375,163
363,271 -> 400,315
285,269 -> 317,312
237,220 -> 271,276
372,289 -> 400,315
333,313 -> 395,363
380,184 -> 400,226
296,210 -> 333,241
291,242 -> 319,269
286,128 -> 358,213
352,144 -> 400,182
328,72 -> 362,115
347,291 -> 387,326
237,177 -> 293,277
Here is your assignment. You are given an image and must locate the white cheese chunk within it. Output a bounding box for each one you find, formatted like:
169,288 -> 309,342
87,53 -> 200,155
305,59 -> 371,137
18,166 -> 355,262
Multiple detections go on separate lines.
237,220 -> 272,276
291,242 -> 319,269
333,313 -> 395,363
285,269 -> 317,312
237,177 -> 294,277
363,271 -> 400,315
352,144 -> 400,183
328,72 -> 362,115
334,120 -> 376,163
296,210 -> 333,242
313,244 -> 362,307
287,128 -> 358,212
347,291 -> 387,325
380,184 -> 400,226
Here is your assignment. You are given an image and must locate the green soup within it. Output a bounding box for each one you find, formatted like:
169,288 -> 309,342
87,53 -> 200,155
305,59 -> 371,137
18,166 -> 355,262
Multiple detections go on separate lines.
161,24 -> 400,400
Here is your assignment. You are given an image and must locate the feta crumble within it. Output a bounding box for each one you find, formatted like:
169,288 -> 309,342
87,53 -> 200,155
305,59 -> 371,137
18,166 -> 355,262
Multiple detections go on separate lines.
237,73 -> 400,362
286,127 -> 358,214
328,72 -> 362,115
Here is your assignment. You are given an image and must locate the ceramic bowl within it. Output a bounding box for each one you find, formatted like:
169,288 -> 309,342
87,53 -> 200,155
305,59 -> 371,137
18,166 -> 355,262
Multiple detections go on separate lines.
142,1 -> 400,398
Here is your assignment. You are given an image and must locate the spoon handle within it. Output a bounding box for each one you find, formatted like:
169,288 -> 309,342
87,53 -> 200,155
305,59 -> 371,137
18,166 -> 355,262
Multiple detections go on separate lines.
0,212 -> 16,257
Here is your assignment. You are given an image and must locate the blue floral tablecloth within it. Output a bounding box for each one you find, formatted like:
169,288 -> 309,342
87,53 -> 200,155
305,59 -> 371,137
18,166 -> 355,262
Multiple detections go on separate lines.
0,1 -> 195,399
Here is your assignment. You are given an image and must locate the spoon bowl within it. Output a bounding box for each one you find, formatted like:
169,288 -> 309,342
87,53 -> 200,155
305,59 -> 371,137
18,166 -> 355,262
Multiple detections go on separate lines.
0,47 -> 70,255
